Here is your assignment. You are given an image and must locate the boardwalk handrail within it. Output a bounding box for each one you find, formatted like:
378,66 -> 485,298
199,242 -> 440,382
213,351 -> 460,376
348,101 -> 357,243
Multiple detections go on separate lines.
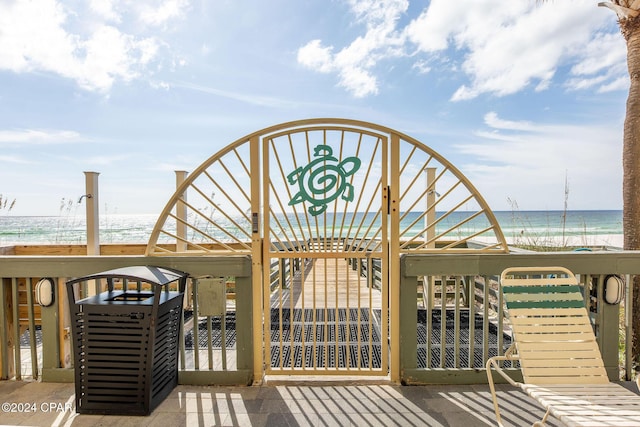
0,254 -> 253,384
400,250 -> 640,384
1,248 -> 640,384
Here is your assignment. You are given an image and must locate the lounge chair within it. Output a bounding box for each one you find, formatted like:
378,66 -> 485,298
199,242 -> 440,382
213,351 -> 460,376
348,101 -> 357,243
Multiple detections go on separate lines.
486,266 -> 640,427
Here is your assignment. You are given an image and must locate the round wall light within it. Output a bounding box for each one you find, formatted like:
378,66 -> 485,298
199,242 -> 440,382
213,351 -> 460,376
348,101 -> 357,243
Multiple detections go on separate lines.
604,275 -> 624,305
35,278 -> 55,307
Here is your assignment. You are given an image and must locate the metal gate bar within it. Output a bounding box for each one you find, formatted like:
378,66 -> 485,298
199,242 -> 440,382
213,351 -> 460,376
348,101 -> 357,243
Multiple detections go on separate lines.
267,255 -> 385,374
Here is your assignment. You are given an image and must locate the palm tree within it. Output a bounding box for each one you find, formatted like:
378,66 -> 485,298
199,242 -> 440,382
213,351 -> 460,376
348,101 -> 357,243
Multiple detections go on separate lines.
597,0 -> 640,368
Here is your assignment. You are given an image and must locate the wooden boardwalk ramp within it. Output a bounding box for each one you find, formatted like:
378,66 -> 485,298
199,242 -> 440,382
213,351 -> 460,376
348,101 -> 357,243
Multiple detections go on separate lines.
268,257 -> 386,371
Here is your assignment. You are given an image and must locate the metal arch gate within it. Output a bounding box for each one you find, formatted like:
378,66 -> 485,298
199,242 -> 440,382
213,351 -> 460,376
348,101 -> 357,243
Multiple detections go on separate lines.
262,126 -> 389,376
145,118 -> 509,383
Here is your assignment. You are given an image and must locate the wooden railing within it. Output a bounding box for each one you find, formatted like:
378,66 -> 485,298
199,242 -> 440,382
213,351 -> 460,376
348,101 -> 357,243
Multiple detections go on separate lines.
0,252 -> 253,385
2,246 -> 640,385
399,251 -> 640,384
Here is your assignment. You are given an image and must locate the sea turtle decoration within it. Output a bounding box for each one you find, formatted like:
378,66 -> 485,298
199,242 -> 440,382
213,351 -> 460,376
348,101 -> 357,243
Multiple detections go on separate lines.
287,144 -> 361,216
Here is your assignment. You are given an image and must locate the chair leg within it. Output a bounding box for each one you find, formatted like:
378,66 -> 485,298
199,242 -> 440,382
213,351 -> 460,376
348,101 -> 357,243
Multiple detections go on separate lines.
531,407 -> 551,426
486,358 -> 506,427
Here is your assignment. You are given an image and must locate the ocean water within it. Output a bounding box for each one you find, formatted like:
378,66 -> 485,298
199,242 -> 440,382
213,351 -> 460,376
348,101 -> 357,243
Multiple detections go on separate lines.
491,210 -> 623,247
0,210 -> 623,248
0,213 -> 160,245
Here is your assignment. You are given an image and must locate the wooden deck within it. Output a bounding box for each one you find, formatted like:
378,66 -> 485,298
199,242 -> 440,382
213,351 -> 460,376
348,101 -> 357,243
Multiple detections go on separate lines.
267,257 -> 386,370
271,257 -> 382,309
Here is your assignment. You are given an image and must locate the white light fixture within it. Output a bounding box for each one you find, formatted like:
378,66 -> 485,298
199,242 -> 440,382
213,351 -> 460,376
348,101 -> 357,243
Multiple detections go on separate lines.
604,275 -> 624,305
36,278 -> 55,307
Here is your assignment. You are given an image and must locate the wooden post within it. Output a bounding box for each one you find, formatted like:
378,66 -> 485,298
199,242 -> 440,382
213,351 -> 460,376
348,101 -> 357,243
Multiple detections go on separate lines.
598,275 -> 621,380
58,278 -> 71,369
0,278 -> 15,379
389,133 -> 398,382
234,274 -> 253,377
175,171 -> 188,252
84,172 -> 100,255
252,135 -> 263,383
40,278 -> 61,380
175,171 -> 190,310
400,258 -> 418,374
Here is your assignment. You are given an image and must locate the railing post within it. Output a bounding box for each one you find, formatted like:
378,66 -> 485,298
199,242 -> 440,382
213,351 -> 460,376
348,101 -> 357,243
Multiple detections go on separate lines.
0,278 -> 14,379
400,256 -> 418,385
250,135 -> 263,384
598,276 -> 621,380
234,273 -> 253,377
83,172 -> 100,255
41,278 -> 62,381
279,259 -> 286,289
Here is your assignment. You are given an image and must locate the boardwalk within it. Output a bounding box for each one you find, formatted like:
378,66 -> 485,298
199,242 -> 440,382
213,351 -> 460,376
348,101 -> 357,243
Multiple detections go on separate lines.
272,257 -> 382,309
268,257 -> 386,371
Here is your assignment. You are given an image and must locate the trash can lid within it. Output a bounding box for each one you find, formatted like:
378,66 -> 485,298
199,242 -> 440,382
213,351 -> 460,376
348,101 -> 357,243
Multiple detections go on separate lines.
66,265 -> 188,286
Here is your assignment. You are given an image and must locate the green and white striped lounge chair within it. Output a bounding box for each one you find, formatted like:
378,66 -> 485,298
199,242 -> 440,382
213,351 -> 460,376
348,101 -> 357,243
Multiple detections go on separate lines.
486,266 -> 640,427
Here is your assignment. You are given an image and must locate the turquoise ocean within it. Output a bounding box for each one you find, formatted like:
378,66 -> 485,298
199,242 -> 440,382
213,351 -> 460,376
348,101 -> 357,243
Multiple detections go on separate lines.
0,210 -> 623,248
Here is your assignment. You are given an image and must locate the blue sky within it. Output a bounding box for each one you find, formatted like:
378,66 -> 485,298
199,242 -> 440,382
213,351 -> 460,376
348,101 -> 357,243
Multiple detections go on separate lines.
0,0 -> 628,216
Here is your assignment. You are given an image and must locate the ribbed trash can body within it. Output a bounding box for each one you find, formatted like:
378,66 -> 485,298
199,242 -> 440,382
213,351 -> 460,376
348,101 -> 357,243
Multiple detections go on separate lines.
66,266 -> 188,415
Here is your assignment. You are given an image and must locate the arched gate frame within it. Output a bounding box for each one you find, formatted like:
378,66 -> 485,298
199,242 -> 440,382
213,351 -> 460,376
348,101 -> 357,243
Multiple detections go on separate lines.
146,118 -> 508,382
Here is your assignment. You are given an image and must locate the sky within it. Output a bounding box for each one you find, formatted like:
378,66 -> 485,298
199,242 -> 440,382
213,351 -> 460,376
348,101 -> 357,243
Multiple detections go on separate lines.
0,0 -> 629,216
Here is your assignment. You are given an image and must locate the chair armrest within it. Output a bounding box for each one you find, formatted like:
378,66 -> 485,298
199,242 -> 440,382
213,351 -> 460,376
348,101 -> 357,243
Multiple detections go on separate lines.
486,355 -> 520,387
486,345 -> 521,427
486,344 -> 520,386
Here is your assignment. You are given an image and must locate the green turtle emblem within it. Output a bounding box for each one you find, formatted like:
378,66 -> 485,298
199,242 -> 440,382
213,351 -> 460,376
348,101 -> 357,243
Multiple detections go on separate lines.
287,144 -> 361,216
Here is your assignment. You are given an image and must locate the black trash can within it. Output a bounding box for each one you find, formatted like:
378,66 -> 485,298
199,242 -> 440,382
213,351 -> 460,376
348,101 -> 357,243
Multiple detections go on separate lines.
66,266 -> 188,415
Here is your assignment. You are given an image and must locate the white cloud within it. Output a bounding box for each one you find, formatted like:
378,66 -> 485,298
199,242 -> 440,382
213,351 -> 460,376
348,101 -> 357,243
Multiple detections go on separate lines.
299,0 -> 624,100
138,0 -> 190,27
0,1 -> 74,73
297,40 -> 335,73
297,0 -> 408,97
483,112 -> 536,132
0,129 -> 83,144
599,76 -> 629,92
0,0 -> 186,93
570,32 -> 625,76
152,81 -> 171,90
338,66 -> 379,97
566,31 -> 627,91
445,2 -> 610,101
412,60 -> 431,74
76,25 -> 159,91
405,0 -> 526,53
347,0 -> 408,26
89,0 -> 121,23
